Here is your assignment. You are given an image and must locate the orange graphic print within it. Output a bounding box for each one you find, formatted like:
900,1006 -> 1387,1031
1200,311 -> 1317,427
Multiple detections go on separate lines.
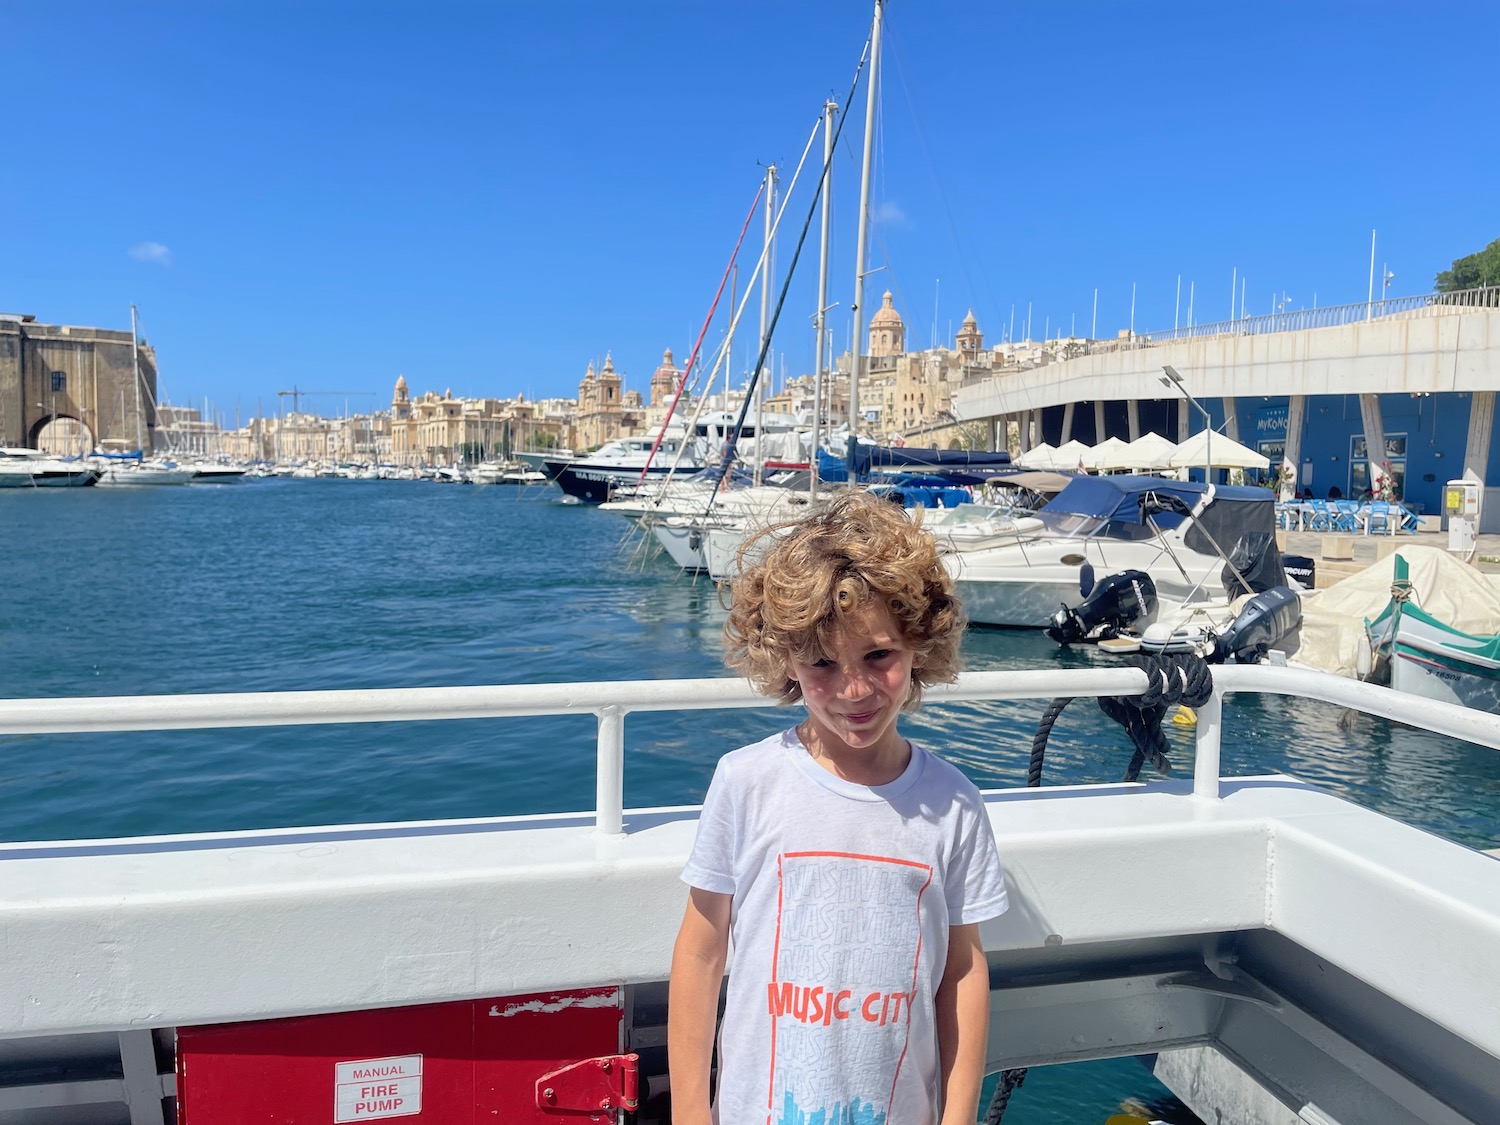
766,851 -> 933,1125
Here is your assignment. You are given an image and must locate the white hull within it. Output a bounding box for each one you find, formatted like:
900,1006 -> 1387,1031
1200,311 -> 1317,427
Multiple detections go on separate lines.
95,465 -> 195,486
651,520 -> 709,571
0,468 -> 99,487
947,539 -> 1226,627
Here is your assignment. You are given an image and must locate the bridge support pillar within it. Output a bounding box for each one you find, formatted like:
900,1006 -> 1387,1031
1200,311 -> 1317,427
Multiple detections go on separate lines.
1060,401 -> 1075,443
1094,400 -> 1107,443
1358,393 -> 1389,495
1283,395 -> 1307,501
1177,398 -> 1190,443
1031,408 -> 1043,448
1127,400 -> 1141,441
1222,396 -> 1239,443
1465,391 -> 1494,486
987,417 -> 1000,453
1014,413 -> 1029,454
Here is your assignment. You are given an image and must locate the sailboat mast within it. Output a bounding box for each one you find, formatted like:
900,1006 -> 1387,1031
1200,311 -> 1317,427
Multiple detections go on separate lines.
847,0 -> 883,476
755,164 -> 776,487
812,98 -> 836,495
130,304 -> 144,453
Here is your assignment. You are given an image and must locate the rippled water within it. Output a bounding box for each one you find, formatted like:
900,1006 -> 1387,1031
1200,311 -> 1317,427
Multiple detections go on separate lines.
3,479 -> 1497,1122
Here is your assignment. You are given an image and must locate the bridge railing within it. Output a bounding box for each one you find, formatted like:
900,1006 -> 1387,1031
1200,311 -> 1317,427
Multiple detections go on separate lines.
1130,285 -> 1500,348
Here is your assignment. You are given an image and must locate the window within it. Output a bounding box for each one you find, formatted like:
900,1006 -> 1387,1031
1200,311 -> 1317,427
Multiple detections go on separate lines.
51,371 -> 66,393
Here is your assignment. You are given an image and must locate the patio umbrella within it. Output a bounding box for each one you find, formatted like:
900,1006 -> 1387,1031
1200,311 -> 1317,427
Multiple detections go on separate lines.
1083,436 -> 1132,471
1054,440 -> 1093,472
1168,429 -> 1269,470
1112,432 -> 1178,472
1014,442 -> 1058,469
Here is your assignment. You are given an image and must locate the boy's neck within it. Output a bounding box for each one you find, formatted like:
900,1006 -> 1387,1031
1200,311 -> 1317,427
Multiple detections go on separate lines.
796,720 -> 913,787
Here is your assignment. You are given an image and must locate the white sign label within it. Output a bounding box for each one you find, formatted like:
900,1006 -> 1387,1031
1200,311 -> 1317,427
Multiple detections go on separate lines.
334,1054 -> 423,1122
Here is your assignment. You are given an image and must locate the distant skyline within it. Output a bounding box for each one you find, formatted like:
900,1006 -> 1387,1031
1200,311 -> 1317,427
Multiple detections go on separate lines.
4,1 -> 1498,422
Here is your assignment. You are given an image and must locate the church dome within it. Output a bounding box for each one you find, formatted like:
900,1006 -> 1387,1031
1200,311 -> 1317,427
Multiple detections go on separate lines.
870,290 -> 903,328
961,309 -> 978,330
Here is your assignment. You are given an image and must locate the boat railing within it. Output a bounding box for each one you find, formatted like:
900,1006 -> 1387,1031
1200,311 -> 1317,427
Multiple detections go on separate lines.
2,666 -> 1499,835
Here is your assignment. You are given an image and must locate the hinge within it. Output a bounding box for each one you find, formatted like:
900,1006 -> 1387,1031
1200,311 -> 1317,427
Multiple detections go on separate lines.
535,1052 -> 639,1115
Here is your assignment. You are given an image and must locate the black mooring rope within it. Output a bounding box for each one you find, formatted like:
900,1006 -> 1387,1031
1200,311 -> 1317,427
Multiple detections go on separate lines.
983,652 -> 1214,1123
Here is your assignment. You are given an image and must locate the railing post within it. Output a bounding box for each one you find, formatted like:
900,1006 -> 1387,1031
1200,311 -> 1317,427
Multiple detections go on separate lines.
595,705 -> 626,836
1192,689 -> 1224,800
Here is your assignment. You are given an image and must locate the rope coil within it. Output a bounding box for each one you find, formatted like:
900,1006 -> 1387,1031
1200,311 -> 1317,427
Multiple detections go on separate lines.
985,652 -> 1215,1122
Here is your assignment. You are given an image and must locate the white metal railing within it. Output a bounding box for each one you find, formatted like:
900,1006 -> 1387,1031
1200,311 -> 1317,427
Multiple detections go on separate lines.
2,667 -> 1499,835
1132,285 -> 1500,348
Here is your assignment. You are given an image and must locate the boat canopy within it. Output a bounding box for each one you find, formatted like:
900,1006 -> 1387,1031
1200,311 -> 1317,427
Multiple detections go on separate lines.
817,445 -> 1013,483
1042,475 -> 1212,523
1042,475 -> 1284,593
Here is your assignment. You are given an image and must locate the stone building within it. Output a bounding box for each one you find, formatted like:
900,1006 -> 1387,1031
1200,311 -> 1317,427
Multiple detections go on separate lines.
649,348 -> 682,407
575,354 -> 645,450
0,313 -> 159,452
389,375 -> 570,465
868,291 -> 906,358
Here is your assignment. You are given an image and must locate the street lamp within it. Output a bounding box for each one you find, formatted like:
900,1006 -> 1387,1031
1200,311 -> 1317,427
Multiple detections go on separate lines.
1160,365 -> 1212,485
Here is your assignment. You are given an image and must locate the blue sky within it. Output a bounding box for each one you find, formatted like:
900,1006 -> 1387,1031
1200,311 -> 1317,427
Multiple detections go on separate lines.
4,1 -> 1497,423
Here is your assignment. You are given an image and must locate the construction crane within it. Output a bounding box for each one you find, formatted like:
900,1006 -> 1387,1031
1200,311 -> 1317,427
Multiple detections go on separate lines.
273,387 -> 377,465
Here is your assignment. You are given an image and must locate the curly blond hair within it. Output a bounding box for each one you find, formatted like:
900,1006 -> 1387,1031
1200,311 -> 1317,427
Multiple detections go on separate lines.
723,492 -> 965,709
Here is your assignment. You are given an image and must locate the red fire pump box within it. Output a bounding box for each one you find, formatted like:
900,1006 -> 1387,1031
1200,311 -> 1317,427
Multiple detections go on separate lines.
177,986 -> 635,1123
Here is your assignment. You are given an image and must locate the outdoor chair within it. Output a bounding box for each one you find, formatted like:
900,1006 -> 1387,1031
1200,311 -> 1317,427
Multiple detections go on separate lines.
1305,499 -> 1335,532
1366,500 -> 1392,535
1332,499 -> 1363,533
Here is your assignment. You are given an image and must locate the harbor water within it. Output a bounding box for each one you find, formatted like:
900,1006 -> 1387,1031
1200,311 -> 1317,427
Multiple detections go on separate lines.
4,479 -> 1498,1123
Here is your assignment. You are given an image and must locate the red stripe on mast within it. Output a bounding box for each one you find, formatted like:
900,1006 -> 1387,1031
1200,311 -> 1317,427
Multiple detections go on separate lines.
637,182 -> 766,484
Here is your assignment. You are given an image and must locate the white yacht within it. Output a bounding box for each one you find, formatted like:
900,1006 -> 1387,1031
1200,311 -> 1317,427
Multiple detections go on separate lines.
947,476 -> 1284,628
0,447 -> 100,487
546,431 -> 712,504
91,456 -> 196,486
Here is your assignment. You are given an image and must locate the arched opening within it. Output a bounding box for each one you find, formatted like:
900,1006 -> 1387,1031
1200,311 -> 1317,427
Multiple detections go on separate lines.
30,415 -> 94,455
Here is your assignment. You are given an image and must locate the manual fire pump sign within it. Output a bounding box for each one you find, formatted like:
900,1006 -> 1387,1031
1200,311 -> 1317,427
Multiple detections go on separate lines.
177,987 -> 632,1123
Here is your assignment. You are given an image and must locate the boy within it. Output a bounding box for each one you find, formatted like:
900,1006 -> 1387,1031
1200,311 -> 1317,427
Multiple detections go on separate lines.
669,494 -> 1008,1125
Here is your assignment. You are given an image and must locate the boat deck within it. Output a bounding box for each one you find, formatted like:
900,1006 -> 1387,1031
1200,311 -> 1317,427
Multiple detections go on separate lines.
0,668 -> 1497,1124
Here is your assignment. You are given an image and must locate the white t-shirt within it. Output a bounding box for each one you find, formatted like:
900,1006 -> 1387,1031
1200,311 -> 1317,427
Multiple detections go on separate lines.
681,727 -> 1008,1125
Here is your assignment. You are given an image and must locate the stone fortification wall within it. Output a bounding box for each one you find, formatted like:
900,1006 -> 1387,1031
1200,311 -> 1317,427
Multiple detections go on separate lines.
0,318 -> 158,449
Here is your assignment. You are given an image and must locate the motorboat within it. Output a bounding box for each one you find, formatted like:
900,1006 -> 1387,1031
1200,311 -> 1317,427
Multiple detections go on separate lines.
946,475 -> 1285,628
0,666 -> 1496,1125
183,462 -> 248,483
0,447 -> 100,487
90,456 -> 195,486
515,449 -> 575,481
546,432 -> 712,504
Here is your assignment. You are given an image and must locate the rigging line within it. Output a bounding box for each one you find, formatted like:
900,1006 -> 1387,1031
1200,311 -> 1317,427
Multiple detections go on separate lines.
636,179 -> 766,484
648,113 -> 827,498
702,34 -> 874,523
883,15 -> 984,317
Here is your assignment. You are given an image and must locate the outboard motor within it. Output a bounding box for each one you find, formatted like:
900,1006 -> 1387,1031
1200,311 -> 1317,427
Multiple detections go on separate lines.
1210,585 -> 1302,664
1046,569 -> 1158,646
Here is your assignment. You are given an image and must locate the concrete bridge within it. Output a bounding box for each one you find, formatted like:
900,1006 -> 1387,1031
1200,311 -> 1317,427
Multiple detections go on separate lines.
952,288 -> 1500,517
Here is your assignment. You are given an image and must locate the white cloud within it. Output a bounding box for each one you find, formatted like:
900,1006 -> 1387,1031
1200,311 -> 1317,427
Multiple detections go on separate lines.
873,200 -> 906,226
129,241 -> 173,266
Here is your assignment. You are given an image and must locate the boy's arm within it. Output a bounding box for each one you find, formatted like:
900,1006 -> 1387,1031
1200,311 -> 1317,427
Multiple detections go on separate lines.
935,921 -> 990,1125
668,887 -> 732,1125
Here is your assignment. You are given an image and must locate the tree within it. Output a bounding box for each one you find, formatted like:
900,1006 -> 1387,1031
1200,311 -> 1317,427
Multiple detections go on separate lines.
1435,237 -> 1500,292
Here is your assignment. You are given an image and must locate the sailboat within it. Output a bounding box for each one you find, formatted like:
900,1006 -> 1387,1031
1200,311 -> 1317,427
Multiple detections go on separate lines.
92,306 -> 193,486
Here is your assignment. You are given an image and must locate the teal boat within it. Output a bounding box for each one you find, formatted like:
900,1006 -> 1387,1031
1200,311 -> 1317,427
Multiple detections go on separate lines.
1366,554 -> 1500,711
